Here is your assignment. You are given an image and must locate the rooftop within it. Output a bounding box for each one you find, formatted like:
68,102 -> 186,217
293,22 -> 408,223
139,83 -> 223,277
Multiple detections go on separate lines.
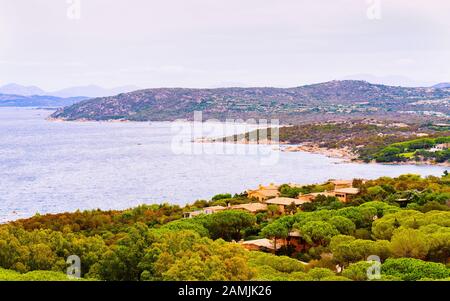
330,180 -> 353,185
241,238 -> 280,250
185,205 -> 226,214
334,188 -> 360,195
248,190 -> 280,197
266,197 -> 309,206
231,203 -> 268,213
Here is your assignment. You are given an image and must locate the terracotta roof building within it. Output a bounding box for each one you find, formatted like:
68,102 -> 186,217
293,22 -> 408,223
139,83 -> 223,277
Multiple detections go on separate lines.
247,184 -> 280,202
231,203 -> 268,213
334,188 -> 360,202
298,192 -> 335,202
183,206 -> 226,218
329,180 -> 354,190
266,197 -> 309,213
240,238 -> 281,251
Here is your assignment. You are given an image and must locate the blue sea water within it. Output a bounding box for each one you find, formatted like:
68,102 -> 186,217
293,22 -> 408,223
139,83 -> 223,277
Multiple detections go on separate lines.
0,107 -> 447,222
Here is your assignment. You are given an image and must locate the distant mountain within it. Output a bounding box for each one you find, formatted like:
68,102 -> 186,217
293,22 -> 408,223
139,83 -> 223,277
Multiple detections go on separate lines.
0,94 -> 87,108
50,80 -> 450,122
433,83 -> 450,89
0,84 -> 47,96
0,83 -> 140,98
51,85 -> 140,98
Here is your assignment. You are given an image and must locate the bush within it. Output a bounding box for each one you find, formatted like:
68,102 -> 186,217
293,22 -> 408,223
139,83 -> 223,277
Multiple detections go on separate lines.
382,258 -> 450,281
342,261 -> 373,281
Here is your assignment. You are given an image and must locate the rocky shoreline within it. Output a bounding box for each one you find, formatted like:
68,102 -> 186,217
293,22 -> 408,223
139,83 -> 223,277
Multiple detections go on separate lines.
197,139 -> 449,167
280,143 -> 358,161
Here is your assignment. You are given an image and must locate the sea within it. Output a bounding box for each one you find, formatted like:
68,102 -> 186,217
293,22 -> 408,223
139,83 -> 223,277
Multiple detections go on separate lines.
0,107 -> 447,222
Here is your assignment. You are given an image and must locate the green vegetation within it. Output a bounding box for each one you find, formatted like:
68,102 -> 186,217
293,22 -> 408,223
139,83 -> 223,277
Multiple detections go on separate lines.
222,121 -> 450,164
373,136 -> 450,163
0,173 -> 449,281
0,268 -> 79,281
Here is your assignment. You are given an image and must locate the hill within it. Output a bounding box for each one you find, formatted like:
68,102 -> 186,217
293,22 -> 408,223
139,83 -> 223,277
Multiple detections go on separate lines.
0,83 -> 140,98
0,94 -> 87,108
217,120 -> 450,164
50,80 -> 450,122
434,83 -> 450,89
0,83 -> 46,96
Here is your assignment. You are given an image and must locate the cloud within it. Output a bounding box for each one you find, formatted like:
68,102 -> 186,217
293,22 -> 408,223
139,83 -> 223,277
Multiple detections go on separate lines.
0,0 -> 449,89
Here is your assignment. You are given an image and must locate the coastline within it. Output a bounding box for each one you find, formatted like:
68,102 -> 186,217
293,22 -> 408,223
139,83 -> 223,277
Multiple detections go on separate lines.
44,115 -> 450,168
282,144 -> 450,167
46,116 -> 133,123
197,138 -> 450,167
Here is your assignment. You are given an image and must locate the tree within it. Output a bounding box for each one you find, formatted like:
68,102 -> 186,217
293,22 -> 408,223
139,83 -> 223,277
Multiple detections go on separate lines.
279,184 -> 303,198
336,207 -> 372,228
94,223 -> 156,280
328,216 -> 356,235
420,224 -> 450,263
332,239 -> 391,266
342,261 -> 373,281
330,234 -> 355,248
390,228 -> 430,259
249,252 -> 305,274
28,244 -> 56,271
371,210 -> 421,240
285,202 -> 298,215
306,268 -> 336,280
382,258 -> 450,281
296,221 -> 339,246
140,231 -> 254,281
162,219 -> 209,237
212,193 -> 232,201
204,211 -> 256,241
261,221 -> 290,251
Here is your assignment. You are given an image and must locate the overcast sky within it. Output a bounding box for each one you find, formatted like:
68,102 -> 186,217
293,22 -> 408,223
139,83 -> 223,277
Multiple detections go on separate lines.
1,0 -> 449,90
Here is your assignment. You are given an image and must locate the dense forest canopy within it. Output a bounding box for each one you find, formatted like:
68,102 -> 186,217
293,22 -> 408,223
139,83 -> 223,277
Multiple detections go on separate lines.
0,173 -> 449,281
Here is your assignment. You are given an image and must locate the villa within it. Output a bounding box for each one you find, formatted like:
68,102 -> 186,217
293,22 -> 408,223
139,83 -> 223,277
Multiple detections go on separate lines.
297,180 -> 361,203
333,187 -> 360,202
240,238 -> 281,251
230,203 -> 268,213
183,206 -> 227,218
329,179 -> 354,190
298,191 -> 336,202
266,197 -> 310,213
429,143 -> 450,152
247,184 -> 280,202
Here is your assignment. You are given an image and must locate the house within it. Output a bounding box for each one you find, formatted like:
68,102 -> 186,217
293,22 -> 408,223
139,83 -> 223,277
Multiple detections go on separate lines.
395,198 -> 411,208
266,197 -> 309,213
240,238 -> 282,251
247,184 -> 280,202
298,191 -> 336,202
329,180 -> 353,190
183,206 -> 226,218
429,143 -> 450,152
230,203 -> 268,213
333,188 -> 360,202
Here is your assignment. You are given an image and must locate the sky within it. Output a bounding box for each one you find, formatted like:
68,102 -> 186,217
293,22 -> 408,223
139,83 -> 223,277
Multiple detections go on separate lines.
1,0 -> 449,90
